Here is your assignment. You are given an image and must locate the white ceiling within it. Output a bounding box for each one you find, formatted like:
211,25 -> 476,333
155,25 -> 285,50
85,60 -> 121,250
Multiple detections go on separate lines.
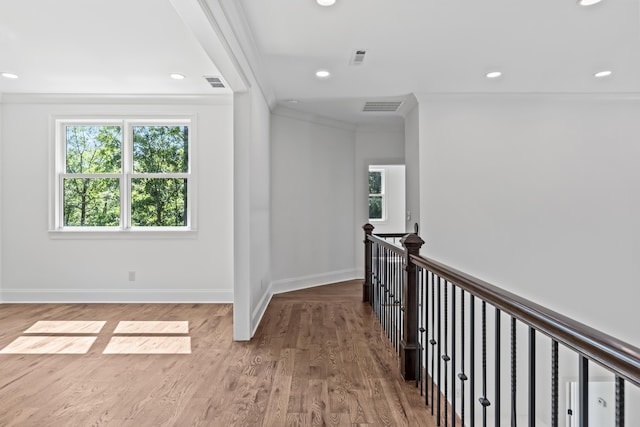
235,0 -> 640,124
1,0 -> 638,125
0,0 -> 227,95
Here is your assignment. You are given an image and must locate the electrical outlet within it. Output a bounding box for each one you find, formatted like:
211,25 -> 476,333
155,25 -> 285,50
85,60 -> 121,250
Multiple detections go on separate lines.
128,271 -> 136,281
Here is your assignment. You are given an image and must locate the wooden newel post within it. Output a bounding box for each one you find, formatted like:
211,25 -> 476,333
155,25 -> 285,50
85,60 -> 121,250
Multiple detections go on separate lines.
362,224 -> 375,303
400,233 -> 425,380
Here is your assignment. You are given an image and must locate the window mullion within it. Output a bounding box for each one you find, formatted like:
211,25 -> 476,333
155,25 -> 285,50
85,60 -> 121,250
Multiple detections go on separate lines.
122,120 -> 132,230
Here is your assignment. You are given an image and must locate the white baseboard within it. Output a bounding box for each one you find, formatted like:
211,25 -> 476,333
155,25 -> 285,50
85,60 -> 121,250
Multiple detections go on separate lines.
270,269 -> 359,295
251,285 -> 273,337
0,289 -> 234,303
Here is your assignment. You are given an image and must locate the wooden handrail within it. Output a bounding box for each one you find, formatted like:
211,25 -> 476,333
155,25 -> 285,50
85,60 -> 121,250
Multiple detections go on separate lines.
409,253 -> 640,387
374,232 -> 409,238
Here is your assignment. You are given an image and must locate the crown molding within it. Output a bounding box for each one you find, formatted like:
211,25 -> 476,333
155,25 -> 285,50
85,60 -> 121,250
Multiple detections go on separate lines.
0,93 -> 233,105
273,105 -> 357,132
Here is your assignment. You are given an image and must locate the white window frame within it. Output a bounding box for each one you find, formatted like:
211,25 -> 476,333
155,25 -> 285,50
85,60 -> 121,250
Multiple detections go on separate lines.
368,167 -> 386,222
50,117 -> 197,236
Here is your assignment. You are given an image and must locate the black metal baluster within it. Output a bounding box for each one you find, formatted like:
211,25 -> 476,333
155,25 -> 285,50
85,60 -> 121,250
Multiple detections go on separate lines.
424,269 -> 429,405
452,285 -> 456,427
431,273 -> 436,415
529,328 -> 535,427
384,247 -> 389,340
511,317 -> 517,427
385,247 -> 390,340
375,243 -> 380,319
437,276 -> 442,426
391,251 -> 395,349
417,267 -> 422,390
551,340 -> 558,427
443,280 -> 449,427
480,301 -> 490,427
615,376 -> 625,427
496,308 -> 501,427
579,356 -> 588,427
470,295 -> 476,427
459,291 -> 467,427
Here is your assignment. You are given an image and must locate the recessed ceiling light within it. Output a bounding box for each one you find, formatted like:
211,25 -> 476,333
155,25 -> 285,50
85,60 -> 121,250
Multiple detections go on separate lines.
286,99 -> 299,104
170,73 -> 185,80
578,0 -> 603,6
486,71 -> 502,79
317,0 -> 336,6
594,70 -> 612,78
315,70 -> 331,79
1,72 -> 19,79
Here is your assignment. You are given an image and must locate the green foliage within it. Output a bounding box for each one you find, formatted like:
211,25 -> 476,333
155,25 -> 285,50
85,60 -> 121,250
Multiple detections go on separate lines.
133,126 -> 188,173
131,178 -> 187,226
66,126 -> 121,173
63,124 -> 189,227
369,171 -> 382,194
64,178 -> 120,226
369,196 -> 382,219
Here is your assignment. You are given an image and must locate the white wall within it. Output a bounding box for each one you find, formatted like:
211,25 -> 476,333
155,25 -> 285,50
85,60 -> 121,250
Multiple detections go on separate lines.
418,94 -> 639,346
0,97 -> 2,302
417,93 -> 640,426
270,109 -> 357,291
404,102 -> 420,234
249,92 -> 271,310
0,95 -> 234,303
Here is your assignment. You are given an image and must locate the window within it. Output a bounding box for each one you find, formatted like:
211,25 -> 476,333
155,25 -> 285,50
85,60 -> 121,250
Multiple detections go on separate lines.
368,168 -> 385,221
53,119 -> 193,232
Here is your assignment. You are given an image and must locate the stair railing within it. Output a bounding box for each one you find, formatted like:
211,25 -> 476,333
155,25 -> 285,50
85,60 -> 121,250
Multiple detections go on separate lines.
363,223 -> 640,427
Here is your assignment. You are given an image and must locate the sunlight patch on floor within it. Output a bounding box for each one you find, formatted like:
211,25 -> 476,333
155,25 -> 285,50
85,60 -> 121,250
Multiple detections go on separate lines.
113,321 -> 189,334
103,336 -> 191,354
24,320 -> 106,334
0,336 -> 97,354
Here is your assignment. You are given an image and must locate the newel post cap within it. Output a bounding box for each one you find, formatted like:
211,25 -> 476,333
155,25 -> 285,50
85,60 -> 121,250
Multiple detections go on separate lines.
363,223 -> 375,234
400,233 -> 425,250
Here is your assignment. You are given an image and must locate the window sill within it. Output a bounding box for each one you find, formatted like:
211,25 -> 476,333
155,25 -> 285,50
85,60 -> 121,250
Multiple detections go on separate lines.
48,228 -> 198,240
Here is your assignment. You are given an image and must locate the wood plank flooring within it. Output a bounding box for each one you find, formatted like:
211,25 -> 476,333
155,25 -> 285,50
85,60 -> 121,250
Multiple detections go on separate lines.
0,280 -> 435,426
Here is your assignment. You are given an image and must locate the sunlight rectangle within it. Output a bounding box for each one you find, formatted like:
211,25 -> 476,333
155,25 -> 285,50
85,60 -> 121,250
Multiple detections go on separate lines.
103,336 -> 191,354
113,321 -> 189,334
24,320 -> 106,334
0,336 -> 97,354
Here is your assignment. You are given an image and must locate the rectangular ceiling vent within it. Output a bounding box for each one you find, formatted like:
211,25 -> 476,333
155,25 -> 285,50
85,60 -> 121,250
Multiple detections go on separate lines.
204,76 -> 226,88
350,49 -> 367,65
363,101 -> 403,112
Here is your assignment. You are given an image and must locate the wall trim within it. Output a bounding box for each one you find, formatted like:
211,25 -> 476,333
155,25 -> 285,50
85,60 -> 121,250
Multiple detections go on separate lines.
273,106 -> 357,132
250,285 -> 273,337
270,269 -> 359,295
0,93 -> 233,105
0,289 -> 233,303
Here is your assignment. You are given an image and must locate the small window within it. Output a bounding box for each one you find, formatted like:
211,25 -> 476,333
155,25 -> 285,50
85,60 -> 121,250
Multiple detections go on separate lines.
53,119 -> 193,232
368,169 -> 385,221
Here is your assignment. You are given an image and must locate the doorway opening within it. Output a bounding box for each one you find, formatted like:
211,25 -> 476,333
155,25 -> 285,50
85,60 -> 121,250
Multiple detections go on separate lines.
368,164 -> 405,233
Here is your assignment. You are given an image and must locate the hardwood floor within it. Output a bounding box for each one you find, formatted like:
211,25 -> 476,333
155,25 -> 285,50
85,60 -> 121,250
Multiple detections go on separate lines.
0,280 -> 435,426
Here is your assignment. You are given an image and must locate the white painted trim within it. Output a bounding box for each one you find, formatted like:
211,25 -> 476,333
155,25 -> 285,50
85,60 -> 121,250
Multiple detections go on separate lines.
218,0 -> 277,108
414,92 -> 640,101
0,93 -> 233,105
356,122 -> 405,132
0,289 -> 234,303
250,285 -> 273,337
397,93 -> 418,119
272,106 -> 357,132
270,269 -> 359,295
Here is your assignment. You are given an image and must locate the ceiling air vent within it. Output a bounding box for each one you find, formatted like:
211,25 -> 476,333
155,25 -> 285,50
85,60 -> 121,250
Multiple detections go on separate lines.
363,101 -> 403,112
350,49 -> 367,65
204,76 -> 226,88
